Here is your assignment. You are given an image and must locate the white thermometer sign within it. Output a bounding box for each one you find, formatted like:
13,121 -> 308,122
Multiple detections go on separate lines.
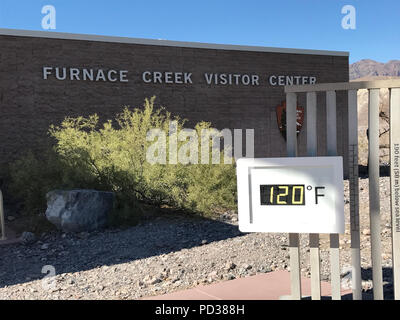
236,157 -> 345,234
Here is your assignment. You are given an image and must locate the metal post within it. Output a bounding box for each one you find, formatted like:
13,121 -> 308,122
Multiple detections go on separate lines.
306,92 -> 321,300
286,92 -> 302,300
326,90 -> 341,300
390,87 -> 400,300
368,88 -> 384,300
348,89 -> 362,300
0,190 -> 6,241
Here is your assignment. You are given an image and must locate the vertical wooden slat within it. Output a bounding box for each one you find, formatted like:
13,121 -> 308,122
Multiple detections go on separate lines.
326,90 -> 341,300
307,92 -> 321,300
368,88 -> 384,300
309,234 -> 321,299
326,91 -> 337,156
286,92 -> 302,300
348,89 -> 362,300
286,92 -> 298,157
390,88 -> 400,300
306,92 -> 318,156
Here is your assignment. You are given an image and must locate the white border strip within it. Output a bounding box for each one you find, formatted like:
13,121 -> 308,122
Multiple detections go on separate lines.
0,28 -> 349,57
285,79 -> 400,93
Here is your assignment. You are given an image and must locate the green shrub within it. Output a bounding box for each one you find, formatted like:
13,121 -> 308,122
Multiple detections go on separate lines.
9,97 -> 237,219
9,150 -> 62,214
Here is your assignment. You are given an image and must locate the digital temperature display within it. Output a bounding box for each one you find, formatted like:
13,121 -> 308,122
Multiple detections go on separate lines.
236,157 -> 344,233
260,184 -> 305,206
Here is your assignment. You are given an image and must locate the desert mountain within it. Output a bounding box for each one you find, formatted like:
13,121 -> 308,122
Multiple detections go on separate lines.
350,59 -> 400,80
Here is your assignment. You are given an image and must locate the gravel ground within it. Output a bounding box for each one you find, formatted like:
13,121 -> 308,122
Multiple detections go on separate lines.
0,176 -> 396,300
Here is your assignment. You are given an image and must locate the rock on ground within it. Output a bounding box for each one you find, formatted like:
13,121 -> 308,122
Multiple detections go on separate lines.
45,189 -> 114,233
19,232 -> 36,245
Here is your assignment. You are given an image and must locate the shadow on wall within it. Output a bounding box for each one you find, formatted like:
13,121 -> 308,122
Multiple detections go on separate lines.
0,212 -> 245,289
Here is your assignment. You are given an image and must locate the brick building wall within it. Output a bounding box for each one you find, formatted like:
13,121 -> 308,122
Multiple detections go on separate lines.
0,29 -> 349,174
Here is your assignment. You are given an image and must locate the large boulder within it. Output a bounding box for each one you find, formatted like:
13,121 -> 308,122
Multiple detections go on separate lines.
45,189 -> 114,232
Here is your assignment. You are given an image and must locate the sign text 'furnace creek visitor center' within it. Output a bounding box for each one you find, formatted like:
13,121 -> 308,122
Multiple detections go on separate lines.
0,28 -> 349,173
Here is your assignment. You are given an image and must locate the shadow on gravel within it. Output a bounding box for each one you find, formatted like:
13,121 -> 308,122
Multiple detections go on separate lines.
358,266 -> 395,300
0,212 -> 247,288
358,165 -> 390,178
303,266 -> 394,300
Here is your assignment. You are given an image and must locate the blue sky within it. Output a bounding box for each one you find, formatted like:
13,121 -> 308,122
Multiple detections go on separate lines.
0,0 -> 398,64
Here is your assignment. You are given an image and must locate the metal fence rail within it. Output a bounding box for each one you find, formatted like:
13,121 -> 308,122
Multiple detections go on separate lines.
286,92 -> 302,300
285,79 -> 400,300
306,92 -> 322,299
